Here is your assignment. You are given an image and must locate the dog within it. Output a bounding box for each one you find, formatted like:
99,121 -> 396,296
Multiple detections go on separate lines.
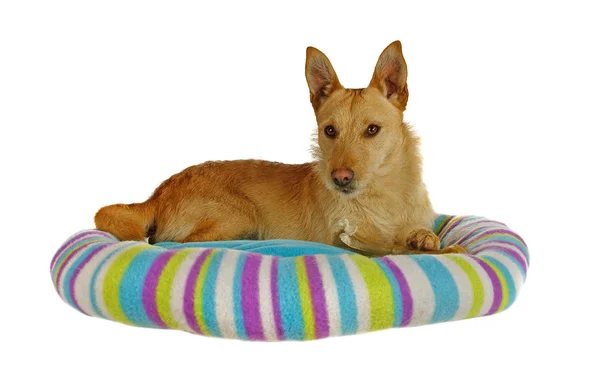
95,41 -> 466,256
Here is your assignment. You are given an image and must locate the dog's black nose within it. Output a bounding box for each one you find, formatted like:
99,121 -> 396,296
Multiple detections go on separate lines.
331,168 -> 354,187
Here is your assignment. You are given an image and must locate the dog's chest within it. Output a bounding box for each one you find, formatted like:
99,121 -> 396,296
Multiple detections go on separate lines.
333,199 -> 401,243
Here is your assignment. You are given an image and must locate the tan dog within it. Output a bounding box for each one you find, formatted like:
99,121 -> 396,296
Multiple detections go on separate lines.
95,41 -> 466,256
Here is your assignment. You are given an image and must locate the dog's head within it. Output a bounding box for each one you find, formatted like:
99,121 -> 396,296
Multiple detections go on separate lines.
307,41 -> 412,197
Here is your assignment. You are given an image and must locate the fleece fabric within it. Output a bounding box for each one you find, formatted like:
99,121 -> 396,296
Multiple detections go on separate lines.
50,214 -> 529,341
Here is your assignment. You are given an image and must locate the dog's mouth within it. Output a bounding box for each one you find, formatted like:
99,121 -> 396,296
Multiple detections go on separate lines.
333,183 -> 359,196
337,186 -> 354,194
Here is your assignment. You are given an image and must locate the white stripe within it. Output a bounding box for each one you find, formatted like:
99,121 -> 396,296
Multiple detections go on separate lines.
480,242 -> 529,269
168,249 -> 203,333
479,251 -> 524,293
92,244 -> 140,319
57,247 -> 89,299
436,256 -> 473,321
340,255 -> 370,333
463,255 -> 494,316
258,255 -> 277,341
316,255 -> 341,337
74,241 -> 131,317
386,255 -> 435,326
445,221 -> 504,247
214,250 -> 239,339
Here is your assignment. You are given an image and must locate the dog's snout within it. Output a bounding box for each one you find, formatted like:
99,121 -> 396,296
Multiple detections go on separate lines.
331,168 -> 354,187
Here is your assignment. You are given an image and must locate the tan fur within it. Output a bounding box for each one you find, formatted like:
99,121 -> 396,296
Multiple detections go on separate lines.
95,41 -> 464,256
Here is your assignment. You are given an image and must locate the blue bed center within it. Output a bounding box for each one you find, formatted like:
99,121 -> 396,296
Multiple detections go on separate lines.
155,239 -> 355,257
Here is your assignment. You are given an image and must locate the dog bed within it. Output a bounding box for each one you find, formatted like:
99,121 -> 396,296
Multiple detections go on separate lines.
50,214 -> 529,341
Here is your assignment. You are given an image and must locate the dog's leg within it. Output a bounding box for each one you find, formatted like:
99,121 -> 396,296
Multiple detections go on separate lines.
398,245 -> 468,255
394,227 -> 467,255
179,212 -> 258,242
155,195 -> 260,243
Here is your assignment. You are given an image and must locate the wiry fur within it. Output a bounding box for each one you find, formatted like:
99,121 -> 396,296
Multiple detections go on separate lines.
95,41 -> 466,256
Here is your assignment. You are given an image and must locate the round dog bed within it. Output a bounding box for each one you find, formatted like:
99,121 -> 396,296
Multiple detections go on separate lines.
50,214 -> 529,341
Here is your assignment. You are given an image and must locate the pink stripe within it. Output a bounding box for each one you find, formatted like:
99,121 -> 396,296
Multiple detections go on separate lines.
438,216 -> 467,237
183,250 -> 212,334
242,254 -> 264,340
142,250 -> 177,328
68,243 -> 111,314
471,256 -> 502,315
270,257 -> 284,340
472,245 -> 528,274
381,257 -> 413,326
453,222 -> 504,246
304,256 -> 329,339
51,231 -> 113,269
54,241 -> 96,291
466,228 -> 527,247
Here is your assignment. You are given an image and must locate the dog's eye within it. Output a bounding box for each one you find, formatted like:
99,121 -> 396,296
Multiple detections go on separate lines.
324,125 -> 336,138
366,124 -> 380,136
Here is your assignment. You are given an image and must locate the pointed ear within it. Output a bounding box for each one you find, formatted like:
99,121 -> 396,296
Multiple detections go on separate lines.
305,47 -> 343,111
368,41 -> 409,110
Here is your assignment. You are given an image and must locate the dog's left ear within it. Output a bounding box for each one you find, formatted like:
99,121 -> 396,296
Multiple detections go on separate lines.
369,41 -> 409,111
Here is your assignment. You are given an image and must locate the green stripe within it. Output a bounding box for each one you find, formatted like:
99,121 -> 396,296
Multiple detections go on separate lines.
155,249 -> 194,329
446,256 -> 485,318
350,255 -> 394,330
194,250 -> 217,335
481,258 -> 509,311
296,257 -> 315,340
103,245 -> 152,324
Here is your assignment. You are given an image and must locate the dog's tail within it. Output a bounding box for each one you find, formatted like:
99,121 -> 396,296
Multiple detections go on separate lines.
94,199 -> 156,241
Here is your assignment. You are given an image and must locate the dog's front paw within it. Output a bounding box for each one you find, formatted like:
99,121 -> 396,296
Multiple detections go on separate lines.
406,228 -> 441,251
443,244 -> 468,254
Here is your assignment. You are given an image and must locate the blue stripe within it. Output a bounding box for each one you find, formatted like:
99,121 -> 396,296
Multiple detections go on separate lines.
89,243 -> 135,318
61,242 -> 105,310
484,257 -> 517,309
53,236 -> 98,279
119,249 -> 159,327
202,250 -> 225,337
411,255 -> 459,323
482,250 -> 526,279
232,253 -> 248,340
154,239 -> 353,257
474,236 -> 529,261
277,257 -> 304,340
375,260 -> 402,327
327,256 -> 358,335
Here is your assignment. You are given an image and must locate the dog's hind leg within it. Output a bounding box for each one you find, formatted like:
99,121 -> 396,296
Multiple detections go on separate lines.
177,199 -> 260,243
180,213 -> 259,243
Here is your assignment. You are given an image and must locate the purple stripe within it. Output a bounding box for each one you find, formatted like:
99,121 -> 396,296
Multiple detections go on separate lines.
142,250 -> 177,328
440,218 -> 504,247
453,223 -> 504,246
51,231 -> 113,269
68,243 -> 111,314
472,245 -> 528,274
434,216 -> 453,235
466,228 -> 527,247
270,257 -> 284,340
304,256 -> 329,339
183,250 -> 212,334
54,241 -> 96,290
471,256 -> 502,315
438,216 -> 467,238
242,254 -> 264,340
381,257 -> 413,326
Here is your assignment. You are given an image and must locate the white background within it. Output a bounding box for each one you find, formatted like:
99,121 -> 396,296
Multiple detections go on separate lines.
1,1 -> 599,371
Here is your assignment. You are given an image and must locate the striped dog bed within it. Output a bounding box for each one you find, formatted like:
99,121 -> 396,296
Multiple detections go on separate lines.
50,215 -> 529,341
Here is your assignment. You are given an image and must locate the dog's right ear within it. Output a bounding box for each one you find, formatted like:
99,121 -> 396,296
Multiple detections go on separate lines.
305,47 -> 343,111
